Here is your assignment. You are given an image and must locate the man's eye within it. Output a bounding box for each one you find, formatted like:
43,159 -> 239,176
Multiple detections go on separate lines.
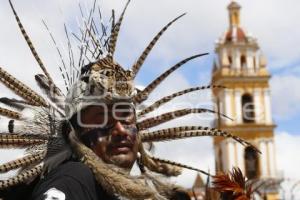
118,112 -> 131,117
95,112 -> 105,115
111,112 -> 133,123
94,112 -> 108,119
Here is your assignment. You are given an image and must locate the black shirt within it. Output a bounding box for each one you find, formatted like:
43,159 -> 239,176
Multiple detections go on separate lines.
1,161 -> 118,200
31,161 -> 118,200
1,161 -> 191,200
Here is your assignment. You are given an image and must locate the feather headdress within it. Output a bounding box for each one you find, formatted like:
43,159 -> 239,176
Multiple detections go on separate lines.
0,0 -> 259,199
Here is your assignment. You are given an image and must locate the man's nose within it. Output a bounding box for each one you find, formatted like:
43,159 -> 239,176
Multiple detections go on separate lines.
111,121 -> 129,137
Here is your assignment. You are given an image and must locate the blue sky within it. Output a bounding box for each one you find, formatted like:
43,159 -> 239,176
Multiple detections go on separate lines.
0,0 -> 300,194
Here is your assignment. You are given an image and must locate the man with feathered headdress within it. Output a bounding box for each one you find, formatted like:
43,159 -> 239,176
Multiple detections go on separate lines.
0,1 -> 259,199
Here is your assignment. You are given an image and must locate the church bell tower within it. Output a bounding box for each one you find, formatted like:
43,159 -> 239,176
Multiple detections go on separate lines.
211,2 -> 278,199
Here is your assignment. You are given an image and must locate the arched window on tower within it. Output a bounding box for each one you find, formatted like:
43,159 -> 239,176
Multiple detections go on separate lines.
241,94 -> 255,123
244,147 -> 259,179
241,55 -> 246,70
228,56 -> 232,68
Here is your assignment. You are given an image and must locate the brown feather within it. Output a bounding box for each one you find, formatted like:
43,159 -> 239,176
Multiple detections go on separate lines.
0,134 -> 46,147
137,108 -> 231,130
137,85 -> 225,117
8,0 -> 55,86
148,156 -> 211,176
134,53 -> 208,103
0,165 -> 42,189
35,74 -> 65,110
0,97 -> 28,111
131,13 -> 186,77
0,152 -> 45,173
0,67 -> 47,107
0,107 -> 21,119
138,143 -> 182,176
140,126 -> 259,152
35,74 -> 63,97
108,0 -> 130,57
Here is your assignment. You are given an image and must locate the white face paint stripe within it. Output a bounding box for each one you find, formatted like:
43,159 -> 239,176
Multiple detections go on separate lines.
43,188 -> 66,200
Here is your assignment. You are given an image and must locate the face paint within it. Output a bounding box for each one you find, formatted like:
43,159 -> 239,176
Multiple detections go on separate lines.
80,123 -> 138,147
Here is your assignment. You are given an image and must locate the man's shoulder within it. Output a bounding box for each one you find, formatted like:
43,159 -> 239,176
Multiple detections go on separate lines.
41,161 -> 95,187
51,161 -> 93,178
31,161 -> 100,200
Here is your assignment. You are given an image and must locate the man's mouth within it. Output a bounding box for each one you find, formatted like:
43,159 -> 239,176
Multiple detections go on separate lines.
110,142 -> 133,154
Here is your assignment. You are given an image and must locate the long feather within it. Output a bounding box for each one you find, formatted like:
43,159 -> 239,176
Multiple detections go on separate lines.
131,13 -> 186,78
8,0 -> 55,86
35,74 -> 63,96
140,126 -> 260,153
0,97 -> 28,111
134,53 -> 208,103
149,156 -> 211,176
138,143 -> 182,176
35,74 -> 64,109
137,108 -> 231,130
111,9 -> 115,31
64,24 -> 76,85
138,85 -> 225,117
42,20 -> 70,90
0,165 -> 43,189
7,108 -> 61,136
0,107 -> 21,120
108,0 -> 130,58
0,134 -> 46,147
0,152 -> 45,173
0,67 -> 47,107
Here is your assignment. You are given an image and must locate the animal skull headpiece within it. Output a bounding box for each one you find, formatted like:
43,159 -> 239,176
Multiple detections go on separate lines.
65,57 -> 136,119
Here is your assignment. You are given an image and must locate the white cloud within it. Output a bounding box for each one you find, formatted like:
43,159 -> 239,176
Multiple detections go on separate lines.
154,137 -> 214,188
275,132 -> 300,199
275,132 -> 300,179
1,0 -> 299,77
271,75 -> 300,120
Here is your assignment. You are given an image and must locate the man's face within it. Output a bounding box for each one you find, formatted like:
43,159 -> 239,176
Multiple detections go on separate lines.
79,104 -> 139,169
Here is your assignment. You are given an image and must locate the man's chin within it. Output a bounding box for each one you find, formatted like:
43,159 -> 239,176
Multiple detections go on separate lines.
109,153 -> 135,169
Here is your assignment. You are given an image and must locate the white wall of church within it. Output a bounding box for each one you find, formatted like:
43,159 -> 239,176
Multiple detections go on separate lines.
234,89 -> 242,124
259,140 -> 269,177
267,139 -> 277,177
223,89 -> 233,125
219,87 -> 272,126
235,142 -> 245,174
253,88 -> 263,123
263,88 -> 272,124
